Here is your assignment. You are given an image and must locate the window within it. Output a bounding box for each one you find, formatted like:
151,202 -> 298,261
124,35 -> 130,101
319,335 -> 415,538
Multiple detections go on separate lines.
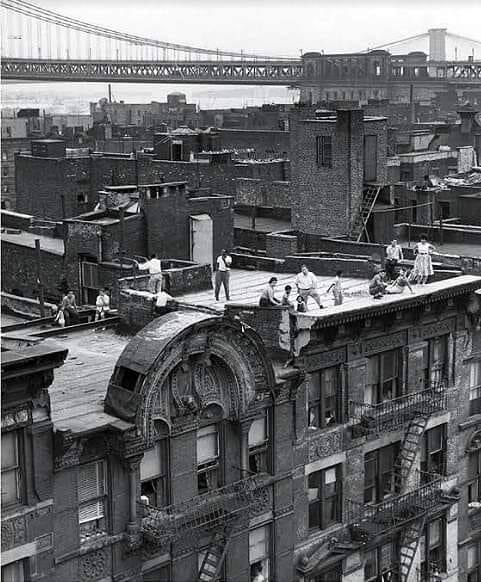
425,336 -> 448,387
309,565 -> 342,582
308,465 -> 342,530
468,449 -> 481,509
308,366 -> 340,429
2,166 -> 9,176
365,541 -> 398,582
419,518 -> 446,578
468,541 -> 481,582
316,136 -> 332,168
197,425 -> 220,494
421,425 -> 446,480
1,560 -> 25,582
78,460 -> 107,542
366,350 -> 402,404
140,440 -> 169,507
364,135 -> 378,182
470,361 -> 481,416
364,443 -> 399,504
1,151 -> 8,161
249,525 -> 270,582
115,366 -> 143,391
249,414 -> 270,474
77,192 -> 88,203
1,431 -> 21,508
3,184 -> 9,193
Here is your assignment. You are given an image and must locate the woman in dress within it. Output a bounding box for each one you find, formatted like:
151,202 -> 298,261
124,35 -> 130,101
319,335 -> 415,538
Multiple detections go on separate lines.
412,234 -> 435,285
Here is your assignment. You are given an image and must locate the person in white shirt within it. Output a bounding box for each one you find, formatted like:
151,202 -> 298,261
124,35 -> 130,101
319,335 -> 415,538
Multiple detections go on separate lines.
94,289 -> 110,321
135,253 -> 162,294
385,239 -> 404,281
214,249 -> 232,301
295,264 -> 323,309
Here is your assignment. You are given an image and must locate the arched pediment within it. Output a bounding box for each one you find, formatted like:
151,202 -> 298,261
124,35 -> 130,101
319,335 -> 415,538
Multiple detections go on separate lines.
105,312 -> 275,446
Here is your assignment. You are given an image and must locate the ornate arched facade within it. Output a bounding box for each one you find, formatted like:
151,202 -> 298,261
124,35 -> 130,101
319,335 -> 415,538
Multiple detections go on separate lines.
105,312 -> 276,447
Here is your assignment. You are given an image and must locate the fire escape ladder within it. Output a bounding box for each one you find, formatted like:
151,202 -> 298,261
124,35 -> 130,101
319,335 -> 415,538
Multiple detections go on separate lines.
197,525 -> 233,582
350,185 -> 382,242
393,413 -> 430,495
399,512 -> 427,582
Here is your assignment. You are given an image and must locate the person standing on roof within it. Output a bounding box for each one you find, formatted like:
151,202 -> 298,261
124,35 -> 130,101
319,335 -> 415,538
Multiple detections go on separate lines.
295,264 -> 323,309
214,249 -> 232,302
412,234 -> 435,285
135,253 -> 162,294
326,270 -> 344,306
385,239 -> 404,281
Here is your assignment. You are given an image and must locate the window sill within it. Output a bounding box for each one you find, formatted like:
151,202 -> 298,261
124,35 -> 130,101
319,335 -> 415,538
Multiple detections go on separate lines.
307,424 -> 341,435
459,414 -> 481,432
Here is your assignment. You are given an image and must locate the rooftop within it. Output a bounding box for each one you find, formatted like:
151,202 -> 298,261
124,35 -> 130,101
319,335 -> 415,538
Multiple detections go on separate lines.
1,229 -> 64,255
47,328 -> 130,433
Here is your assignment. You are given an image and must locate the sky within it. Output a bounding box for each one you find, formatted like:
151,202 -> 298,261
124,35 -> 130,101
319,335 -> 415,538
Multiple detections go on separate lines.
36,0 -> 481,58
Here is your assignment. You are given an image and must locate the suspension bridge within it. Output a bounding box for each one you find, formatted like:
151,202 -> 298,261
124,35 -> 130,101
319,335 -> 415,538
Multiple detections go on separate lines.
1,0 -> 481,88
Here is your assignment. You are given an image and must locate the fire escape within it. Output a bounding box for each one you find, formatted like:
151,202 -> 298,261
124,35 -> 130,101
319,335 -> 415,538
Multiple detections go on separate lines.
348,381 -> 457,582
140,476 -> 262,582
349,185 -> 382,242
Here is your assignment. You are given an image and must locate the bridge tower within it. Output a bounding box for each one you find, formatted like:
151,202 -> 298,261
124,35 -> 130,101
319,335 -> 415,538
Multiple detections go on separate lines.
429,28 -> 447,61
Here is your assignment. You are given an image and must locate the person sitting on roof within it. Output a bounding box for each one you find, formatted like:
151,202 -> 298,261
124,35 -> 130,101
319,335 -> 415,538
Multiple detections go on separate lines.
259,277 -> 280,307
385,269 -> 414,295
369,270 -> 387,300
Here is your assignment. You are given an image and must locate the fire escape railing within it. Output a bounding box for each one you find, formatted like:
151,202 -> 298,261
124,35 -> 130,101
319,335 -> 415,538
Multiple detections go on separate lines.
140,475 -> 262,546
345,476 -> 443,542
349,382 -> 446,434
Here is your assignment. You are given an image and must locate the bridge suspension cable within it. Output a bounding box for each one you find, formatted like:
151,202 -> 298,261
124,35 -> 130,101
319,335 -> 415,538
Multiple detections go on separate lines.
1,0 -> 297,60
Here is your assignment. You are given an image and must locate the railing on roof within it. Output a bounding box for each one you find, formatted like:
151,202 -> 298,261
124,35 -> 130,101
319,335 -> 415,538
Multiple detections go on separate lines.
346,475 -> 444,541
348,381 -> 446,434
140,475 -> 262,546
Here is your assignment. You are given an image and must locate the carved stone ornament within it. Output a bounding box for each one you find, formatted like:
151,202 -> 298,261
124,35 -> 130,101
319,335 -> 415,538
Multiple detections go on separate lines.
308,428 -> 343,462
1,406 -> 31,431
1,515 -> 26,551
79,549 -> 108,580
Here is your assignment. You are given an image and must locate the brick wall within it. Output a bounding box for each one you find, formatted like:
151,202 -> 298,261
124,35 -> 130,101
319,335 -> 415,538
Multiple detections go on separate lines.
266,231 -> 298,258
218,128 -> 290,159
15,153 -> 164,220
1,240 -> 65,301
290,109 -> 387,237
235,178 -> 291,209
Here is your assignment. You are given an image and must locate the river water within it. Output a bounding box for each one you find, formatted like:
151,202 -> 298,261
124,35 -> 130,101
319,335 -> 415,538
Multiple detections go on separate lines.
2,81 -> 298,114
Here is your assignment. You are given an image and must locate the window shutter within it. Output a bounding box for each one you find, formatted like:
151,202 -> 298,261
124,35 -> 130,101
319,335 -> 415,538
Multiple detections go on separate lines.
79,461 -> 104,503
248,417 -> 267,448
1,431 -> 17,470
197,425 -> 218,464
140,443 -> 161,481
79,499 -> 104,523
82,262 -> 99,289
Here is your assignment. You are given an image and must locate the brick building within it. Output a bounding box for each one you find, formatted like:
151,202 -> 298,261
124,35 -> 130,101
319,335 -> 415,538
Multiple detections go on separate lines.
15,141 -> 165,220
2,275 -> 481,581
290,107 -> 390,240
1,341 -> 67,581
1,137 -> 31,210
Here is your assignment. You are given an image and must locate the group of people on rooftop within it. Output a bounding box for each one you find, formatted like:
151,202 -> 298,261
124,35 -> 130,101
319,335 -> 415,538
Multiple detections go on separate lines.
259,265 -> 344,312
369,235 -> 436,300
50,233 -> 437,328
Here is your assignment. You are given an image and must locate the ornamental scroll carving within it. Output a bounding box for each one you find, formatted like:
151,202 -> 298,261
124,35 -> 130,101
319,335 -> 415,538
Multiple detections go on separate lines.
1,515 -> 26,551
79,549 -> 108,580
305,347 -> 346,372
308,428 -> 343,462
349,331 -> 406,358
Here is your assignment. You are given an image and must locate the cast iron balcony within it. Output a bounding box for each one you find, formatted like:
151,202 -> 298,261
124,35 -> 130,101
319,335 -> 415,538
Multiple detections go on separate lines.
140,475 -> 262,546
349,381 -> 446,435
346,475 -> 449,542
